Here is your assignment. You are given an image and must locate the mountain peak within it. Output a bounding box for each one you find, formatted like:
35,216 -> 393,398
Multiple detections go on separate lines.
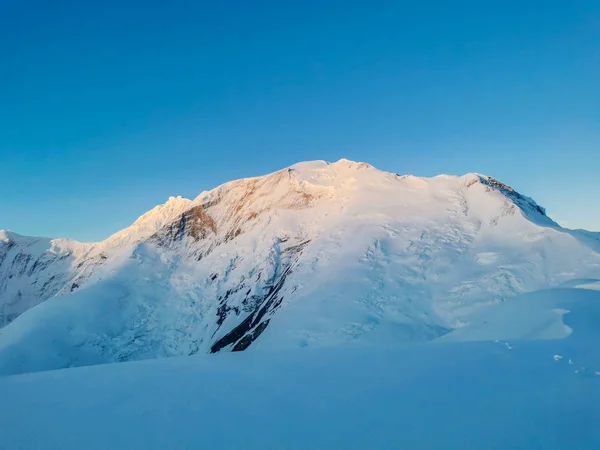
475,174 -> 550,222
0,230 -> 17,242
105,196 -> 193,246
288,158 -> 374,173
0,230 -> 50,246
334,158 -> 374,169
132,195 -> 192,223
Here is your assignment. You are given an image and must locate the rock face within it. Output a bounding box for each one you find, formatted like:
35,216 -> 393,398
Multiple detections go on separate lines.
1,159 -> 600,375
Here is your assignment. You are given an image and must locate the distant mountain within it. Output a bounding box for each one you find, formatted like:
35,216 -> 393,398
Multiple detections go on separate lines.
1,159 -> 599,375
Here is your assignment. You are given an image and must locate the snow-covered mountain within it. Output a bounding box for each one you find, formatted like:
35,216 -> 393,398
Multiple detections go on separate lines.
1,159 -> 600,375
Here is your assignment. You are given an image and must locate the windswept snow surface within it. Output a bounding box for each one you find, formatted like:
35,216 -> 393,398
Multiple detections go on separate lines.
1,159 -> 600,374
0,287 -> 599,449
437,288 -> 600,342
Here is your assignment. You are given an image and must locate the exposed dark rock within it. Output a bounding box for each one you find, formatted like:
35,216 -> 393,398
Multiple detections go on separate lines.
210,264 -> 292,353
480,176 -> 546,217
232,319 -> 270,351
150,205 -> 217,245
224,227 -> 242,243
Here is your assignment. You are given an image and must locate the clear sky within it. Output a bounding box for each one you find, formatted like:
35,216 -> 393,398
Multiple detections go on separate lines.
1,0 -> 599,241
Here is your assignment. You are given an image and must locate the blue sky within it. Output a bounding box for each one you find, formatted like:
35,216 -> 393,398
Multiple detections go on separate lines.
1,0 -> 598,241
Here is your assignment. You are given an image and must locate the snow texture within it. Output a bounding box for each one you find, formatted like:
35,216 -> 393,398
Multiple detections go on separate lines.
0,287 -> 599,449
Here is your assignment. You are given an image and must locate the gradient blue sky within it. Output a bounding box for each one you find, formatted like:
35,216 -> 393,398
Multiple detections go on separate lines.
1,0 -> 599,241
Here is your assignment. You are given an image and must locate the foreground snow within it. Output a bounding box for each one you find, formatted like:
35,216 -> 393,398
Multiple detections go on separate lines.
0,343 -> 598,449
0,287 -> 599,449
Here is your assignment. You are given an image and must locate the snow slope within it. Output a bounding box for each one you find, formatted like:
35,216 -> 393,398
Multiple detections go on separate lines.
1,287 -> 599,450
0,197 -> 192,325
1,159 -> 600,375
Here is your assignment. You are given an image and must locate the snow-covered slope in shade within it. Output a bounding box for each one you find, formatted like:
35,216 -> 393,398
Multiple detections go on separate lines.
0,197 -> 192,325
1,159 -> 600,374
1,286 -> 599,450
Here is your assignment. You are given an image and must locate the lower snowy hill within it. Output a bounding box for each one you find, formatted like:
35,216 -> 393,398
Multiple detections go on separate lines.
0,197 -> 191,325
1,286 -> 599,449
1,159 -> 600,375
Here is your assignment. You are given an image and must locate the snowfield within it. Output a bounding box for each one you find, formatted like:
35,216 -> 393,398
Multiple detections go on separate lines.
1,159 -> 600,375
0,287 -> 599,449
